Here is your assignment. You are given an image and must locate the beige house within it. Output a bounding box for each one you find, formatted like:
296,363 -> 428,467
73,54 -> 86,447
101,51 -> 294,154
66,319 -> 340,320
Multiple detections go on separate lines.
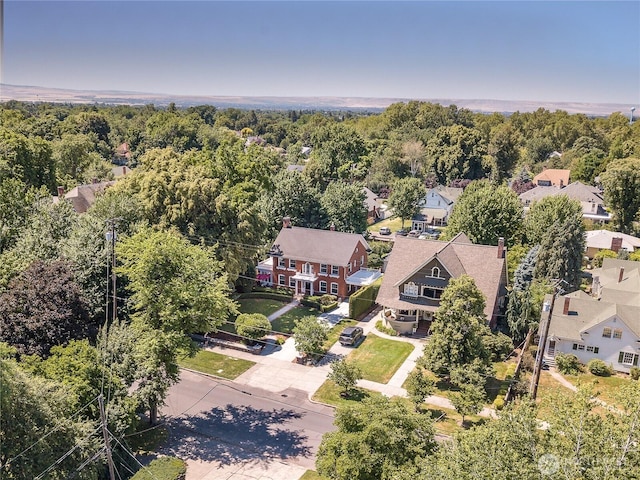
585,230 -> 640,259
376,233 -> 508,334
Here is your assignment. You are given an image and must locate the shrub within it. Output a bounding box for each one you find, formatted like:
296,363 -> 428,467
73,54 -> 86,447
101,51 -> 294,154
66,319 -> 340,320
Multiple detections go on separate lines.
319,294 -> 338,306
587,359 -> 613,376
493,397 -> 505,411
235,313 -> 272,343
556,353 -> 582,375
630,366 -> 640,380
349,277 -> 382,319
521,350 -> 535,372
482,331 -> 514,361
375,320 -> 398,336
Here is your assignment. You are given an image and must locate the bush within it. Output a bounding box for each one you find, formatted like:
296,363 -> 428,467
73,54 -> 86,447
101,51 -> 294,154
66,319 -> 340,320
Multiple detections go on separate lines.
493,397 -> 505,411
482,331 -> 514,361
556,353 -> 582,375
521,350 -> 535,372
375,320 -> 398,336
131,456 -> 186,480
235,313 -> 272,343
587,359 -> 613,376
630,366 -> 640,380
321,301 -> 338,313
238,291 -> 292,302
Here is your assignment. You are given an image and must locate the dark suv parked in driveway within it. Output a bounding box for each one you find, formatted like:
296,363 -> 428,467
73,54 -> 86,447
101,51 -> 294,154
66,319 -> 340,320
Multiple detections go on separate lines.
339,326 -> 364,346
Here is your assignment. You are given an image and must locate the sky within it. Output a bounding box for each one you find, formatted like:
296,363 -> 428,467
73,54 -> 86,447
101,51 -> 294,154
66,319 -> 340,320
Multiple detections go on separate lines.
1,1 -> 639,104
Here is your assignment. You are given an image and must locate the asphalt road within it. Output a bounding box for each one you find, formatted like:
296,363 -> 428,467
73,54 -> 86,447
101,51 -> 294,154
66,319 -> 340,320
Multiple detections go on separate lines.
159,370 -> 336,478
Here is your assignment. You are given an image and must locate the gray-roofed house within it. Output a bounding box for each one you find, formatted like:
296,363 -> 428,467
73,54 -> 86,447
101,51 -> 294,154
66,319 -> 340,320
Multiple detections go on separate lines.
412,185 -> 463,229
363,187 -> 382,223
585,230 -> 640,259
543,258 -> 640,373
267,219 -> 380,298
376,233 -> 508,334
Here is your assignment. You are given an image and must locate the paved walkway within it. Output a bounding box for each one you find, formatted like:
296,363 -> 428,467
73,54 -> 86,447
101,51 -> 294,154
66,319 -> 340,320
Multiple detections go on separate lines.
267,299 -> 299,321
548,368 -> 578,391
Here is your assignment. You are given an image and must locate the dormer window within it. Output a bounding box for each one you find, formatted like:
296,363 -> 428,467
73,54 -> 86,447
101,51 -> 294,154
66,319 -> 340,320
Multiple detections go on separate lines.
404,282 -> 419,297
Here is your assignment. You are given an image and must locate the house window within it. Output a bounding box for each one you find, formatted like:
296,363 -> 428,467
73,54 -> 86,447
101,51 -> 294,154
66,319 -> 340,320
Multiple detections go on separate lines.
348,263 -> 352,273
330,282 -> 338,295
320,264 -> 328,274
619,352 -> 639,366
289,259 -> 296,269
360,255 -> 364,266
577,344 -> 585,351
289,277 -> 296,288
278,274 -> 285,286
319,281 -> 327,293
603,327 -> 612,338
431,267 -> 441,278
302,263 -> 313,275
572,343 -> 579,350
331,265 -> 339,276
422,287 -> 443,299
613,329 -> 622,339
278,258 -> 285,268
586,346 -> 600,353
404,282 -> 419,297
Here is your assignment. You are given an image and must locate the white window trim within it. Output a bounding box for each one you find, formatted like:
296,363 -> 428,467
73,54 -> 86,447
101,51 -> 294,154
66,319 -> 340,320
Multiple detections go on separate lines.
330,282 -> 339,295
320,264 -> 328,275
404,282 -> 419,297
278,274 -> 285,286
278,258 -> 285,268
319,281 -> 327,293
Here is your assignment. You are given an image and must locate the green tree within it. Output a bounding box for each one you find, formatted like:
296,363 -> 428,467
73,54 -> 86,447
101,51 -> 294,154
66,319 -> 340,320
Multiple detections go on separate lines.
420,275 -> 491,376
535,213 -> 585,289
404,368 -> 436,411
524,195 -> 583,246
235,313 -> 271,343
316,396 -> 436,480
487,123 -> 520,182
388,177 -> 426,229
328,358 -> 363,397
450,382 -> 486,425
425,125 -> 487,184
0,128 -> 56,190
117,228 -> 237,422
600,157 -> 640,233
292,315 -> 328,359
443,181 -> 523,246
0,178 -> 45,253
321,181 -> 368,233
401,139 -> 426,176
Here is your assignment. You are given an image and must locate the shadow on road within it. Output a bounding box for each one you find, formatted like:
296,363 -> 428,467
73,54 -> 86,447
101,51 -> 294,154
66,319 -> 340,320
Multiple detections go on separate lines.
162,404 -> 312,467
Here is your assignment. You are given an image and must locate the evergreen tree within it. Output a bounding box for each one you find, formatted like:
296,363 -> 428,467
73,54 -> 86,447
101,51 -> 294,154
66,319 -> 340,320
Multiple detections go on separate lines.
535,214 -> 585,289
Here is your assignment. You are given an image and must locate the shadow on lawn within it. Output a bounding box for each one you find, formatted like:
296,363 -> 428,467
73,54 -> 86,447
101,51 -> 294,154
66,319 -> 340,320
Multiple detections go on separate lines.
162,404 -> 312,466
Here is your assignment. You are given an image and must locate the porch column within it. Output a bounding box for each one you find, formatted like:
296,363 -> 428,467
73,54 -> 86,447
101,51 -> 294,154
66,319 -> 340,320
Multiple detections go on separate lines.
310,282 -> 314,296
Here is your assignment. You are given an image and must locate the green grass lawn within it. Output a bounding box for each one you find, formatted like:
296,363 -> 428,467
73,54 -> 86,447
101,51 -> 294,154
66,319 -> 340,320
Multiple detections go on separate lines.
348,334 -> 415,384
560,371 -> 634,407
218,298 -> 290,334
322,319 -> 358,351
368,216 -> 404,233
178,349 -> 255,379
271,305 -> 319,334
299,471 -> 328,480
312,379 -> 387,408
423,406 -> 486,435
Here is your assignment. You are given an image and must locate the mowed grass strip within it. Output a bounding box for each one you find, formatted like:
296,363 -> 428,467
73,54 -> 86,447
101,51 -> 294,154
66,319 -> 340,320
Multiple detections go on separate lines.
179,349 -> 255,379
271,305 -> 319,334
312,379 -> 386,408
349,334 -> 415,384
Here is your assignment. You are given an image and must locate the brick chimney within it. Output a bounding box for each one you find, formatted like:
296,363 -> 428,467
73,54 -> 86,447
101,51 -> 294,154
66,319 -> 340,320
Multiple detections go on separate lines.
497,237 -> 505,259
610,237 -> 623,253
330,223 -> 335,231
618,267 -> 625,283
282,216 -> 292,229
57,186 -> 65,197
563,297 -> 570,315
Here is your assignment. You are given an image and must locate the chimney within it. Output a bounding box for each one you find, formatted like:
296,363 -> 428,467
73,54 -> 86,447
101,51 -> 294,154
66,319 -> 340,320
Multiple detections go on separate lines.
611,237 -> 623,253
497,237 -> 505,259
592,275 -> 600,298
282,216 -> 291,229
330,223 -> 335,231
618,267 -> 625,283
563,297 -> 570,315
57,186 -> 64,197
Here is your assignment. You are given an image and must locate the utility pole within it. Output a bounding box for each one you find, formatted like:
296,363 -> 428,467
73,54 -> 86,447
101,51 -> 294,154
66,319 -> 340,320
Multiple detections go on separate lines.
106,219 -> 120,324
98,394 -> 117,480
530,282 -> 564,399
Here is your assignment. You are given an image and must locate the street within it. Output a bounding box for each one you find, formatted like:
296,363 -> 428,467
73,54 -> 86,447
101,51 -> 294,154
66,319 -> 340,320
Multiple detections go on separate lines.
159,369 -> 336,479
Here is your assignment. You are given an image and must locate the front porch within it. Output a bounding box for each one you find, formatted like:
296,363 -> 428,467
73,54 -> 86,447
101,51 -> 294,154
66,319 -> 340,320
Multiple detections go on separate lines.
380,307 -> 434,336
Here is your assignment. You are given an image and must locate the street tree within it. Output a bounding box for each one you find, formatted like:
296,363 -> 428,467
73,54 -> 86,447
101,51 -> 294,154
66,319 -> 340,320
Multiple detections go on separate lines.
442,181 -> 523,246
316,396 -> 436,480
450,382 -> 486,425
328,358 -> 363,397
388,177 -> 426,229
420,275 -> 491,376
404,368 -> 436,411
292,316 -> 328,359
321,181 -> 368,233
600,157 -> 640,233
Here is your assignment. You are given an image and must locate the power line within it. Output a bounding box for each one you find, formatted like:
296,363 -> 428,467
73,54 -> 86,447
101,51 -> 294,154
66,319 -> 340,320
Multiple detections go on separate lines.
107,429 -> 161,480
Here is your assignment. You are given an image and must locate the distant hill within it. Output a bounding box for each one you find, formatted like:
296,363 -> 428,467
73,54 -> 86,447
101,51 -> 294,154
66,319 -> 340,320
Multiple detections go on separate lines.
0,83 -> 634,116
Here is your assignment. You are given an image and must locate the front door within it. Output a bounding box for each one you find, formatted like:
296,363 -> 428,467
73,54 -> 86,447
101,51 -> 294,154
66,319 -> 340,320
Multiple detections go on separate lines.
548,340 -> 556,357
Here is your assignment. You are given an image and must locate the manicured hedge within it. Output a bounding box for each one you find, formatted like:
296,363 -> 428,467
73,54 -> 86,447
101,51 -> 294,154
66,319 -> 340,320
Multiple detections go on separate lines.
131,457 -> 186,480
349,277 -> 383,319
238,291 -> 293,302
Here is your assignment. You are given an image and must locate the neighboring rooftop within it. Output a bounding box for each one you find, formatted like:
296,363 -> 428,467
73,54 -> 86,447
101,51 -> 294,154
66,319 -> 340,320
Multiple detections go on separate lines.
586,230 -> 640,253
520,181 -> 604,205
54,181 -> 115,213
533,168 -> 570,187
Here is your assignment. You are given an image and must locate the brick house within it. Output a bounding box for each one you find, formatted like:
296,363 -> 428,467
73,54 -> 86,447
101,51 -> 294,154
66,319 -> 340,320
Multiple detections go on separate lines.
268,221 -> 378,299
376,233 -> 508,334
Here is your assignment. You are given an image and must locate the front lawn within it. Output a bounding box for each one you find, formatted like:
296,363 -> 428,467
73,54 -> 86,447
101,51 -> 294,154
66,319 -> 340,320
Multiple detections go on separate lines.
238,297 -> 287,317
178,349 -> 255,379
312,379 -> 386,408
271,305 -> 319,333
559,371 -> 634,407
348,334 -> 414,384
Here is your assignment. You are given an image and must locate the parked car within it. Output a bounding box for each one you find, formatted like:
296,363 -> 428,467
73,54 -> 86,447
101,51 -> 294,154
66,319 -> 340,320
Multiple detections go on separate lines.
395,229 -> 408,236
379,226 -> 391,235
418,228 -> 441,240
339,326 -> 364,346
408,229 -> 420,237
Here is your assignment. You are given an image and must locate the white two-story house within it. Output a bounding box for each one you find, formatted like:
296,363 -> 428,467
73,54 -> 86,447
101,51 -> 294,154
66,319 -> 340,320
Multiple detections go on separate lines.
412,186 -> 463,230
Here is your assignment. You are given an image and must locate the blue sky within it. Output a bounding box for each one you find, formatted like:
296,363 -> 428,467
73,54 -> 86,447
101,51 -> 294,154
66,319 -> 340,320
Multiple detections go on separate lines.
2,1 -> 639,103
